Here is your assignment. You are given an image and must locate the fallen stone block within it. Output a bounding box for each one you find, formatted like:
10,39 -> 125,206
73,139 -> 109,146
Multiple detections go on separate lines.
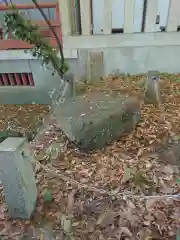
0,137 -> 37,219
54,92 -> 141,151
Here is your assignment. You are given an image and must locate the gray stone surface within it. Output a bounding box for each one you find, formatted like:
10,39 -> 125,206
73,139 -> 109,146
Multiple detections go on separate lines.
54,93 -> 141,151
64,33 -> 180,76
0,137 -> 37,219
0,87 -> 61,104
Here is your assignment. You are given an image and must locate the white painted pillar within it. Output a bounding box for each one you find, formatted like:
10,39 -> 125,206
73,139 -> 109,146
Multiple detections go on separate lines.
145,0 -> 158,32
103,0 -> 112,34
80,0 -> 92,35
124,0 -> 136,33
58,0 -> 71,35
166,0 -> 179,32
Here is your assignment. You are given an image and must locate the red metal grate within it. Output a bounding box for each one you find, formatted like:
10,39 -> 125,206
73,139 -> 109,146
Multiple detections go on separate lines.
0,3 -> 62,50
0,73 -> 35,86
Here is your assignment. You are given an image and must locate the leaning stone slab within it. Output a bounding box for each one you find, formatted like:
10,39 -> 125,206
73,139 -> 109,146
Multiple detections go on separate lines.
54,92 -> 141,151
0,137 -> 37,219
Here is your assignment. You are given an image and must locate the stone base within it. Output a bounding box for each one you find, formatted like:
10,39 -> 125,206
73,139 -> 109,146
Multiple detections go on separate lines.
54,92 -> 141,151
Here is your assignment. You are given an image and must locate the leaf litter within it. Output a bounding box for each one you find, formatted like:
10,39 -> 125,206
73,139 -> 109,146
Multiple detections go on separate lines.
0,74 -> 180,239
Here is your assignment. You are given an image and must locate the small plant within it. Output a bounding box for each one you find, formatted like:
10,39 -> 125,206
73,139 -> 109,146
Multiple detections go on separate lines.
133,171 -> 151,187
122,166 -> 151,188
175,78 -> 180,83
176,178 -> 180,184
135,79 -> 145,89
43,189 -> 53,203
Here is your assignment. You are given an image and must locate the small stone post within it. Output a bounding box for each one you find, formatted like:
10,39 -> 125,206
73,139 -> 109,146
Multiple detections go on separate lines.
63,72 -> 76,98
0,137 -> 37,219
144,71 -> 161,106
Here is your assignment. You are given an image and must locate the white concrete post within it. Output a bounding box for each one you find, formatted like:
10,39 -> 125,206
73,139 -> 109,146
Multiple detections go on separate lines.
58,0 -> 71,35
124,0 -> 136,33
80,0 -> 92,35
166,0 -> 180,32
103,0 -> 112,34
145,0 -> 158,32
0,138 -> 37,219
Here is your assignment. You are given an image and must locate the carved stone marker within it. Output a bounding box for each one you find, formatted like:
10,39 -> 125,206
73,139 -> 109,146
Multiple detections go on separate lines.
87,51 -> 104,83
0,137 -> 37,219
144,71 -> 161,106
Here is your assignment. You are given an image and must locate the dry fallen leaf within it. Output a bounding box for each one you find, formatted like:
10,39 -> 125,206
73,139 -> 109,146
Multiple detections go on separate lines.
0,75 -> 180,239
115,226 -> 132,239
96,210 -> 117,227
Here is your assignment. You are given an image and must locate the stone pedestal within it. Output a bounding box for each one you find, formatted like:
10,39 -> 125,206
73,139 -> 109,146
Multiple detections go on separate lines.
0,137 -> 37,219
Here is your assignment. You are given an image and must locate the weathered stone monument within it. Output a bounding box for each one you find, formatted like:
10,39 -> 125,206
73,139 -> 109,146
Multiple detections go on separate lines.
144,71 -> 161,106
54,92 -> 141,151
87,51 -> 104,83
0,137 -> 37,219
